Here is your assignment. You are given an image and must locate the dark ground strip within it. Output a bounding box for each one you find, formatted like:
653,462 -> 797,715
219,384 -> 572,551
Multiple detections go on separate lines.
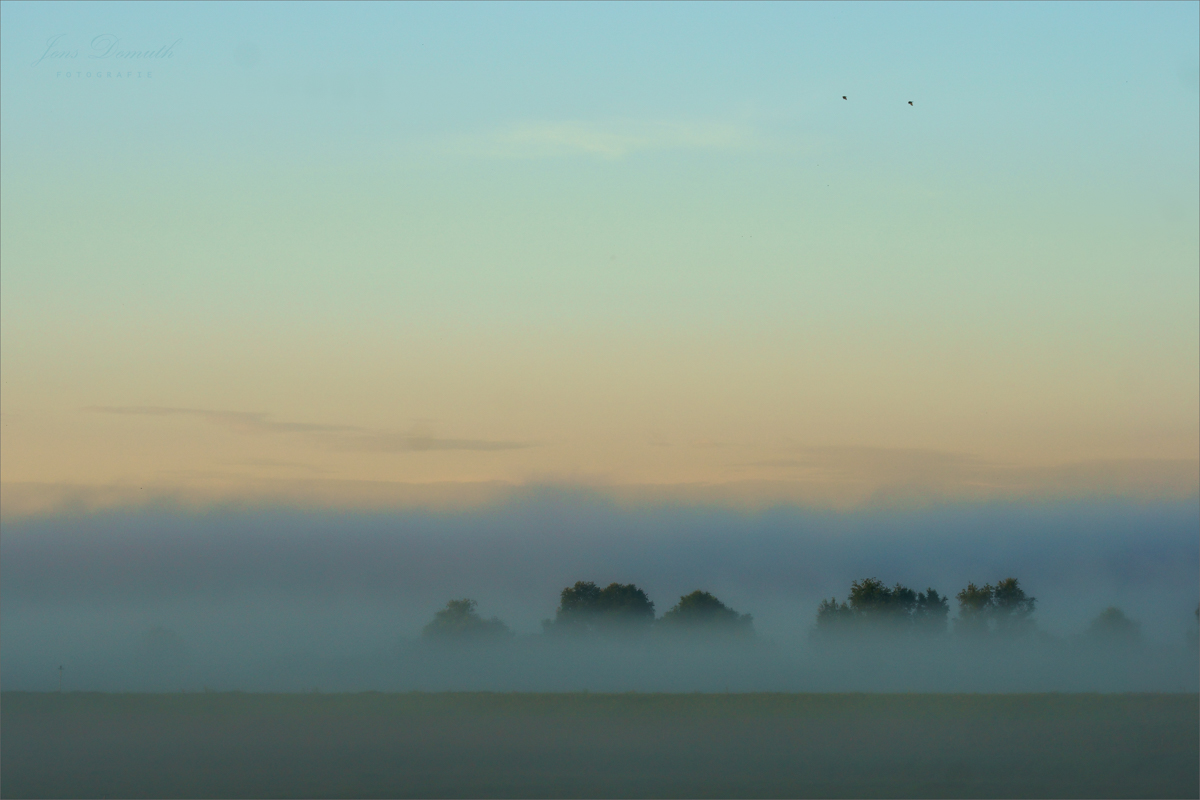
2,692 -> 1197,799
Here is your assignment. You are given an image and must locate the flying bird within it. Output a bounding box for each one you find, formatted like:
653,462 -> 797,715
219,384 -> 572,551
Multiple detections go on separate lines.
908,101 -> 913,106
842,96 -> 847,100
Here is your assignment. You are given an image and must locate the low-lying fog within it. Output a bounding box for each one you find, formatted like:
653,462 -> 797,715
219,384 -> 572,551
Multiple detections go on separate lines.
3,491 -> 1197,693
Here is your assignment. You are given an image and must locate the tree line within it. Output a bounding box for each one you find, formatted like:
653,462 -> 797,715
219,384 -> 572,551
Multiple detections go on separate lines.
423,576 -> 1154,643
423,581 -> 752,640
814,577 -> 1040,637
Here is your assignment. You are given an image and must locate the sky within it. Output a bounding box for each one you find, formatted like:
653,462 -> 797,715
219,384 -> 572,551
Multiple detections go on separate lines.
1,1 -> 1198,515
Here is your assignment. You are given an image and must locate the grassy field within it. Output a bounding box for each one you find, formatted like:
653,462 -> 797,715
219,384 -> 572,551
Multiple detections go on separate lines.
2,692 -> 1197,798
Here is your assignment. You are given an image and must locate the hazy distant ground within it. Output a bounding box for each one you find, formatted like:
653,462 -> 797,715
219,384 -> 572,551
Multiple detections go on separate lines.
6,634 -> 1198,695
3,692 -> 1196,799
4,498 -> 1198,695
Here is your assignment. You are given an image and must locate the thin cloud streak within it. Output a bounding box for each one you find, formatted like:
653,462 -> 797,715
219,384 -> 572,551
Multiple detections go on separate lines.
341,433 -> 533,453
86,406 -> 358,434
84,405 -> 535,453
220,459 -> 332,474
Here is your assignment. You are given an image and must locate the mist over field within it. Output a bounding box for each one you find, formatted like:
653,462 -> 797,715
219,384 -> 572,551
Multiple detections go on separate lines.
3,491 -> 1196,693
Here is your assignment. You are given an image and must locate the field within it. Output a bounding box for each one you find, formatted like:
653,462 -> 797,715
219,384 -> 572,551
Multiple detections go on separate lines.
2,692 -> 1197,799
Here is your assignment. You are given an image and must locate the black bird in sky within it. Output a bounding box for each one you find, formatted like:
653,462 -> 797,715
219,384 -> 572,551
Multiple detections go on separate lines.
908,101 -> 913,106
842,96 -> 847,100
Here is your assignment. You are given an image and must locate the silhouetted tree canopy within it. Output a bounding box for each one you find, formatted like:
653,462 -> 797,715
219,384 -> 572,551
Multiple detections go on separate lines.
815,577 -> 1039,640
955,578 -> 1035,636
955,583 -> 994,636
913,589 -> 950,633
993,577 -> 1036,633
545,581 -> 655,634
423,599 -> 512,640
1085,607 -> 1141,643
815,597 -> 854,633
848,578 -> 916,622
659,590 -> 753,636
815,579 -> 947,636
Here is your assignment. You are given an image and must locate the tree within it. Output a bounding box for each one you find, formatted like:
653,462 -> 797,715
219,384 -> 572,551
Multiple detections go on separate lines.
558,581 -> 603,621
596,582 -> 657,621
954,582 -> 994,636
846,578 -> 916,629
847,578 -> 917,627
423,599 -> 512,640
847,578 -> 893,615
815,597 -> 854,634
658,590 -> 753,636
913,589 -> 950,634
991,578 -> 1036,635
813,579 -> 947,638
955,578 -> 1035,636
1085,607 -> 1141,643
545,581 -> 656,634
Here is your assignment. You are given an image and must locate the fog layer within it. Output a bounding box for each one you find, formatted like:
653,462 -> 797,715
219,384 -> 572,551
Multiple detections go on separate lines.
2,491 -> 1196,692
